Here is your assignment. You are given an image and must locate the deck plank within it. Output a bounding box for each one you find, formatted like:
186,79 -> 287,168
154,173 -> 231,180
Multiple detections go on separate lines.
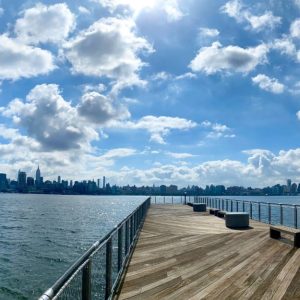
116,204 -> 300,300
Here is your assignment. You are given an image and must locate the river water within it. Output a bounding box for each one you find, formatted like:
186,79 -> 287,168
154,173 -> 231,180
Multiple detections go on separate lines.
0,194 -> 146,300
1,194 -> 300,300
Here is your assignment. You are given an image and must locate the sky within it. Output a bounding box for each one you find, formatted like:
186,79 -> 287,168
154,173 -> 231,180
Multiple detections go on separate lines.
0,0 -> 300,187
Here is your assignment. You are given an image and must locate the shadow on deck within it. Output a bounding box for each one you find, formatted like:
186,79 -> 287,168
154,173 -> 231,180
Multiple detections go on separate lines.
115,204 -> 300,300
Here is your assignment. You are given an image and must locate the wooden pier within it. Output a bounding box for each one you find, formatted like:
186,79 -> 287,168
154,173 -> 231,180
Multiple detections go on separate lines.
115,204 -> 300,300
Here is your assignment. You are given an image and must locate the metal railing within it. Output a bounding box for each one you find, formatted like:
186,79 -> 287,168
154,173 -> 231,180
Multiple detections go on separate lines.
151,195 -> 191,204
39,197 -> 151,300
195,196 -> 299,229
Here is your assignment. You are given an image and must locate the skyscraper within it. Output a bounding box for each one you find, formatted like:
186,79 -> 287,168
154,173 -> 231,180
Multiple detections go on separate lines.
18,170 -> 26,188
58,176 -> 61,184
36,165 -> 41,186
103,176 -> 106,189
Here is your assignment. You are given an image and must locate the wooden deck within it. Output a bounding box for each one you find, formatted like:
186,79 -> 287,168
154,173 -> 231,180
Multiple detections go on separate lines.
116,204 -> 300,300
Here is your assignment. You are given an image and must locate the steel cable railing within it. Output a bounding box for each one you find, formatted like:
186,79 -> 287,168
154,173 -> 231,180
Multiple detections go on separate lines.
195,196 -> 299,229
39,197 -> 151,300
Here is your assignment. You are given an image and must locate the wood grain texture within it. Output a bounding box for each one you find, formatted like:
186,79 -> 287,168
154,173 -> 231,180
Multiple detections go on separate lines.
115,205 -> 300,300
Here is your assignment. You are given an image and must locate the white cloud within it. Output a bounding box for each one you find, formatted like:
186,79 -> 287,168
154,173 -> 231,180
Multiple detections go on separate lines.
290,19 -> 300,39
78,91 -> 130,124
175,72 -> 197,80
198,27 -> 220,38
1,84 -> 98,151
245,11 -> 281,31
151,71 -> 172,81
252,74 -> 285,94
96,0 -> 184,22
111,116 -> 197,144
272,37 -> 296,57
63,17 -> 153,90
189,41 -> 268,75
101,148 -> 136,159
15,3 -> 75,45
163,0 -> 184,22
0,8 -> 4,16
78,6 -> 90,14
201,120 -> 235,139
166,152 -> 196,159
0,35 -> 55,80
221,0 -> 281,32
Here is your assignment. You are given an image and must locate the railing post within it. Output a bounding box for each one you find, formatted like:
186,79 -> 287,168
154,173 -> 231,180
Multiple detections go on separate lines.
172,196 -> 173,204
280,204 -> 283,225
258,203 -> 261,222
242,201 -> 245,212
105,237 -> 112,300
250,202 -> 252,219
268,203 -> 271,224
82,260 -> 92,300
295,205 -> 298,229
237,201 -> 239,212
118,227 -> 123,271
125,220 -> 129,255
231,200 -> 233,212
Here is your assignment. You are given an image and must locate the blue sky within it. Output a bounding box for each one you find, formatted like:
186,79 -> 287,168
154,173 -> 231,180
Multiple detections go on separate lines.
0,0 -> 300,187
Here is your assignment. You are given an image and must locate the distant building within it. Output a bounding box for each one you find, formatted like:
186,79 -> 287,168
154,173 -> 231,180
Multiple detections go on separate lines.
0,173 -> 7,191
103,176 -> 106,189
36,165 -> 41,187
27,177 -> 34,186
18,170 -> 27,189
97,178 -> 100,188
58,176 -> 61,184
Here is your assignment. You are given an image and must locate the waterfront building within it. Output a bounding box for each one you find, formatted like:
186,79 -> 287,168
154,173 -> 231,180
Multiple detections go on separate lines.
58,176 -> 61,184
103,176 -> 106,189
0,173 -> 7,191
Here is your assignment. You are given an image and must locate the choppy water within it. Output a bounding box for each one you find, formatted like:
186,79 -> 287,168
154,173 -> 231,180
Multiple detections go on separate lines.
0,194 -> 146,300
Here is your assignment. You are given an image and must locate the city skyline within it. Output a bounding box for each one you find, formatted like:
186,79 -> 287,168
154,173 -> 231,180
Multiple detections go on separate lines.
1,1 -> 300,187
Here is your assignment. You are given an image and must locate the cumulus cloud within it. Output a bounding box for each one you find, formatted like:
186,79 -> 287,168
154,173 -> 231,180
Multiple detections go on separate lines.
189,41 -> 268,75
290,19 -> 300,39
201,121 -> 235,139
1,84 -> 98,151
221,0 -> 281,32
271,37 -> 296,57
96,0 -> 184,22
78,91 -> 130,124
198,27 -> 220,38
252,74 -> 285,94
63,17 -> 153,90
112,116 -> 197,144
0,35 -> 55,80
15,3 -> 76,45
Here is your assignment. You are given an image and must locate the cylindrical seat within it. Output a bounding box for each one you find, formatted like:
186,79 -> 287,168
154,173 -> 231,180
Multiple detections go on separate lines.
193,203 -> 206,212
225,212 -> 249,228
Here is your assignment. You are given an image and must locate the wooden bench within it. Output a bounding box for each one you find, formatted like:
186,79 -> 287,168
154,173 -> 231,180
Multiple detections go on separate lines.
270,225 -> 300,248
217,210 -> 226,218
209,208 -> 219,216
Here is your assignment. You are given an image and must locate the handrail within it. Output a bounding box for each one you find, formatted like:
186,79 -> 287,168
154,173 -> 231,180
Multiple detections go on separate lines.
39,197 -> 151,300
195,196 -> 299,229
